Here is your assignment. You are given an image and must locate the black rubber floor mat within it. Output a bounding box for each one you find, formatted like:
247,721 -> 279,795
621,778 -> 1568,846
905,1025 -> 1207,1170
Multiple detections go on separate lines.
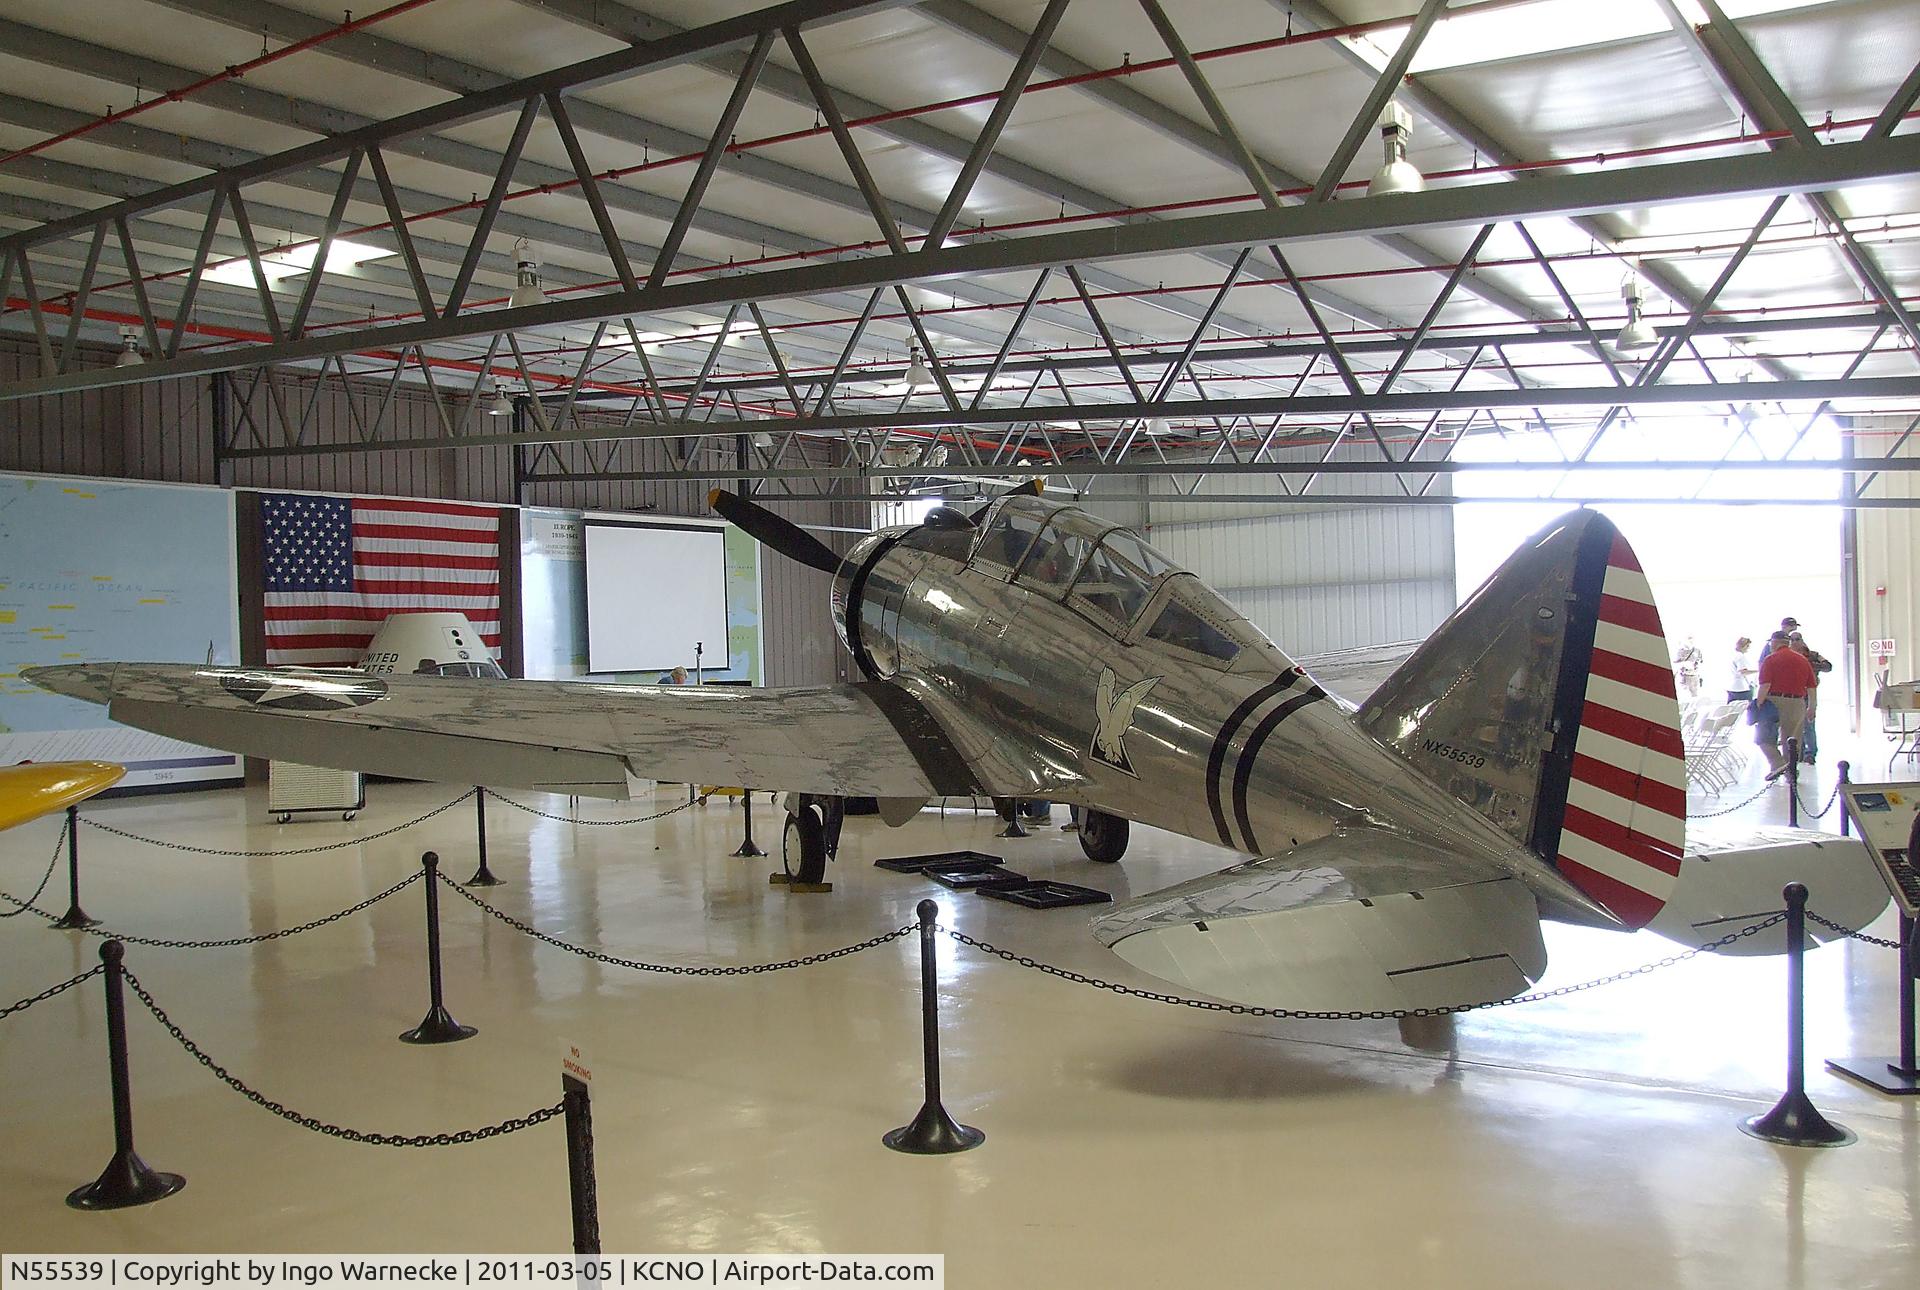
979,880 -> 1114,908
928,866 -> 1028,890
874,850 -> 1003,873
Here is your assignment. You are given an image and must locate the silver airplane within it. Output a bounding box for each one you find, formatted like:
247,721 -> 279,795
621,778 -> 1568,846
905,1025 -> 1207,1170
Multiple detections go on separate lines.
25,491 -> 1889,1011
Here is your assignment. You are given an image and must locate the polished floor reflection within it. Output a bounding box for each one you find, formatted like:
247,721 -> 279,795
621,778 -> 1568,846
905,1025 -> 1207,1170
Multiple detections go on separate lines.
1,754 -> 1915,1286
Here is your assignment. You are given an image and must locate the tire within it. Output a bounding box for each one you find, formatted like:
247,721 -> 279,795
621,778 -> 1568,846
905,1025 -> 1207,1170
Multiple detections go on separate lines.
783,807 -> 828,885
992,796 -> 1019,824
343,811 -> 357,822
277,812 -> 292,824
1079,810 -> 1129,863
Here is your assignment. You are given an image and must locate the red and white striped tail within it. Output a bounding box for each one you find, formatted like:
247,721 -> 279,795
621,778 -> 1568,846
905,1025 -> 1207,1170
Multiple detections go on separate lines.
1554,534 -> 1686,928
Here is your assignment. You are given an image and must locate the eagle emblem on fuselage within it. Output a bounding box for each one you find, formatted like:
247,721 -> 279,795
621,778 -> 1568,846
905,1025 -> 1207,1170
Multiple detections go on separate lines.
1090,666 -> 1160,777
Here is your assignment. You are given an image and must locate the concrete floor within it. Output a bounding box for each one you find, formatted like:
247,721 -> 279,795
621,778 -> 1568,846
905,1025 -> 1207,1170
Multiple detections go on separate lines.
1,742 -> 1915,1286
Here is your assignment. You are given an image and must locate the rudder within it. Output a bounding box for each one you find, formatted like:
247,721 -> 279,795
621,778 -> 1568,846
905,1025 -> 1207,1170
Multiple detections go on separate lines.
1356,511 -> 1685,928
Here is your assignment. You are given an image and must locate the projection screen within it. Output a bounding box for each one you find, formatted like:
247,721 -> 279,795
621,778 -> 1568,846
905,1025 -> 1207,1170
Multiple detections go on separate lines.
583,521 -> 730,675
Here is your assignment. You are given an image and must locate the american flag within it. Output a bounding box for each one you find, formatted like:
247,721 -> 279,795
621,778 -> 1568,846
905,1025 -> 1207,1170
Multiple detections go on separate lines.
261,492 -> 503,666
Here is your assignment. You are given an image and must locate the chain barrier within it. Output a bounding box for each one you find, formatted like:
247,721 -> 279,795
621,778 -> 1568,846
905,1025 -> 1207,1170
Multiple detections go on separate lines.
1793,781 -> 1841,821
1806,909 -> 1908,950
1689,781 -> 1774,819
440,873 -> 914,974
0,817 -> 66,920
0,965 -> 102,1023
941,914 -> 1789,1022
488,793 -> 703,827
78,791 -> 477,857
1,871 -> 423,947
121,969 -> 561,1146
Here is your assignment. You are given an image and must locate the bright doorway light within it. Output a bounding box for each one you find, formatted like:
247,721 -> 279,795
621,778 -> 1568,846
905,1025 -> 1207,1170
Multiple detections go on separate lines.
201,238 -> 394,288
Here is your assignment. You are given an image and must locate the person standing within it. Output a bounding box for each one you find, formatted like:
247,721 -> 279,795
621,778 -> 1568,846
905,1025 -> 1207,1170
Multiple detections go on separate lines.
1789,631 -> 1833,763
1727,636 -> 1756,702
1752,629 -> 1815,780
1758,615 -> 1799,664
1674,636 -> 1704,700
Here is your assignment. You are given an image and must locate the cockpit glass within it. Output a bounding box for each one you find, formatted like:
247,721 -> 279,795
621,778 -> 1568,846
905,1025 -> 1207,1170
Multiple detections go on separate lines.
1143,576 -> 1242,664
1070,530 -> 1173,625
971,500 -> 1051,572
1017,522 -> 1095,593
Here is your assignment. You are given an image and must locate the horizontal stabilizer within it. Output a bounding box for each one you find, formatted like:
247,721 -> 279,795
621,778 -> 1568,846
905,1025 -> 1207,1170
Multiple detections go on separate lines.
1092,830 -> 1546,1012
1648,824 -> 1891,954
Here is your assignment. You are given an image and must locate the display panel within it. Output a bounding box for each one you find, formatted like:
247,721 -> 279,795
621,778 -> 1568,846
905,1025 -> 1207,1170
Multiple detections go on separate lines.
583,521 -> 730,675
0,472 -> 241,790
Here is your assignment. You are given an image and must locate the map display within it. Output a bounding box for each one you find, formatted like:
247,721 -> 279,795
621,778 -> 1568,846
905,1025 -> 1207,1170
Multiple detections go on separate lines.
0,473 -> 241,789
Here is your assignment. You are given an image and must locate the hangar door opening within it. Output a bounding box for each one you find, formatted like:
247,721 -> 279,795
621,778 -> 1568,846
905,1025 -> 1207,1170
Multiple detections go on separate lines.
1451,416 -> 1845,721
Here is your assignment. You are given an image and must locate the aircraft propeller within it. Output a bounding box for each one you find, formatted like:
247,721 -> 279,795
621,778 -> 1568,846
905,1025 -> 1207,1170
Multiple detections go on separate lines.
708,489 -> 843,574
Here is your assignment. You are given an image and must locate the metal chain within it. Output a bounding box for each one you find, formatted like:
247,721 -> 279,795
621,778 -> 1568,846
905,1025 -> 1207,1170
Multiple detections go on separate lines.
1806,909 -> 1907,950
122,970 -> 562,1146
941,913 -> 1789,1021
1793,781 -> 1841,820
1,871 -> 423,947
488,793 -> 702,827
1689,781 -> 1774,818
0,817 -> 66,919
80,790 -> 476,857
441,873 -> 914,974
0,965 -> 102,1023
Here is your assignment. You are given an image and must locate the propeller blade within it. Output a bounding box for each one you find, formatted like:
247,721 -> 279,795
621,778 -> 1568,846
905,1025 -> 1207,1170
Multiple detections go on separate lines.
968,476 -> 1045,523
708,489 -> 842,575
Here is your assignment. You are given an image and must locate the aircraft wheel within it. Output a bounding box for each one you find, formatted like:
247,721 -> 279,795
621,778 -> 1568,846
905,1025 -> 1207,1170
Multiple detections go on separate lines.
277,812 -> 292,825
342,811 -> 357,822
783,807 -> 828,885
1079,810 -> 1129,863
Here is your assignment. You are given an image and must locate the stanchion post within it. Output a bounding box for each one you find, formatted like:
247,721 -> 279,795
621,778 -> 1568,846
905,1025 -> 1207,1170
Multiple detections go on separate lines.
562,1072 -> 601,1254
1838,761 -> 1852,836
51,805 -> 101,931
66,941 -> 185,1210
466,788 -> 502,887
884,899 -> 983,1155
400,852 -> 477,1045
732,788 -> 766,858
1741,883 -> 1855,1145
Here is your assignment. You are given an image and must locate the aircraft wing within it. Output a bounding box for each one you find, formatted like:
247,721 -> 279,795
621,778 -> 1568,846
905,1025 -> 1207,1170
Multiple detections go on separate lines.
24,664 -> 983,801
1092,828 -> 1547,1013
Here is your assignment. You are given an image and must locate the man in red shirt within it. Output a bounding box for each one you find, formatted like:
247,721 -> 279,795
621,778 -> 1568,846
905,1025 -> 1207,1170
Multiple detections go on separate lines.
1753,630 -> 1816,779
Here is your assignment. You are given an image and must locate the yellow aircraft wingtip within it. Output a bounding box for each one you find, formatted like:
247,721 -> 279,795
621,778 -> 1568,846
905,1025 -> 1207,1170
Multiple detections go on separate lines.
0,761 -> 126,832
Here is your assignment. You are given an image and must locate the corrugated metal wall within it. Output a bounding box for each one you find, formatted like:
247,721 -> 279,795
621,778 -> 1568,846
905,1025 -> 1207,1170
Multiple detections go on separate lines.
1,337 -> 856,685
1141,446 -> 1457,658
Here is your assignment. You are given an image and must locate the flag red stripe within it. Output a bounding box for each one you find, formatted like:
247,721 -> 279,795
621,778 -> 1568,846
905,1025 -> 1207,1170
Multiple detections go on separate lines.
266,631 -> 503,651
353,550 -> 500,571
1580,700 -> 1686,758
1589,647 -> 1677,697
1570,753 -> 1686,818
349,498 -> 502,520
1561,803 -> 1683,875
1597,593 -> 1662,636
351,578 -> 501,597
263,605 -> 501,623
1555,858 -> 1664,927
351,523 -> 499,543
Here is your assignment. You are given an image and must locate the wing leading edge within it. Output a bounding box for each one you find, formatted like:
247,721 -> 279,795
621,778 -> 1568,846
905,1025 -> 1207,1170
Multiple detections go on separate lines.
26,664 -> 984,801
1092,829 -> 1548,1013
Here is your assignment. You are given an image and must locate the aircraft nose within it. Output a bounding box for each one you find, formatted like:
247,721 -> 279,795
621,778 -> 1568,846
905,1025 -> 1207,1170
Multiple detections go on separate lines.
21,663 -> 118,705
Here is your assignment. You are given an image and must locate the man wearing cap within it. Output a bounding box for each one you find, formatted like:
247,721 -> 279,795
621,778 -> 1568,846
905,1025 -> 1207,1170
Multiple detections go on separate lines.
1753,629 -> 1815,779
1789,631 -> 1833,763
1758,615 -> 1799,664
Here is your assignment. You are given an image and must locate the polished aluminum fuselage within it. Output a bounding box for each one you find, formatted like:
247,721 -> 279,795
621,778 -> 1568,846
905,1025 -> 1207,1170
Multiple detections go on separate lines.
838,525 -> 1600,921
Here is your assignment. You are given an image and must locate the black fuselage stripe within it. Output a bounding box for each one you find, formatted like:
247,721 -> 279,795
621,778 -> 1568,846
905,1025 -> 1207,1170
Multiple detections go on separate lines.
1231,686 -> 1327,854
1205,674 -> 1299,845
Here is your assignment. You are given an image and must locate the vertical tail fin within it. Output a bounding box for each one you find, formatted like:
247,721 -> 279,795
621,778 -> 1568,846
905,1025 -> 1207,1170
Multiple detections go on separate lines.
1356,511 -> 1685,928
